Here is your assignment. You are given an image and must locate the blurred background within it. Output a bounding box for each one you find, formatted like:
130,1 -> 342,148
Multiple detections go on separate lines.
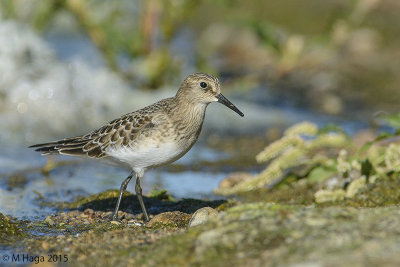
1,0 -> 400,143
1,0 -> 400,216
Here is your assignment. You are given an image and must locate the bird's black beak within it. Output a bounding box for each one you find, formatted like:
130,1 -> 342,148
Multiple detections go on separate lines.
216,94 -> 244,117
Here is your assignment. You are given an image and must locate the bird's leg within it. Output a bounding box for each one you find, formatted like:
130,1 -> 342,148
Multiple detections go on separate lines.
135,174 -> 150,222
111,172 -> 134,221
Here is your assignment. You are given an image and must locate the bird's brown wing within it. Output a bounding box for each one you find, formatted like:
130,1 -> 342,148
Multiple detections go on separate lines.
29,102 -> 166,158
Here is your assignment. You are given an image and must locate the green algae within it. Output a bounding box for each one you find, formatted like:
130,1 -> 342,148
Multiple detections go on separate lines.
146,211 -> 191,229
238,175 -> 400,208
6,194 -> 400,266
148,189 -> 175,202
65,189 -> 131,210
238,180 -> 316,205
215,122 -> 351,196
215,122 -> 400,209
41,218 -> 123,234
339,176 -> 400,207
214,199 -> 239,212
126,203 -> 400,267
0,213 -> 26,244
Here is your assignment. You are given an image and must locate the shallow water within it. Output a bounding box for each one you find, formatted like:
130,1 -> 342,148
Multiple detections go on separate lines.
0,144 -> 230,219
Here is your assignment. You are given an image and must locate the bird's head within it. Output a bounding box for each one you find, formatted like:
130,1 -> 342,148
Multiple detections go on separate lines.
176,73 -> 244,117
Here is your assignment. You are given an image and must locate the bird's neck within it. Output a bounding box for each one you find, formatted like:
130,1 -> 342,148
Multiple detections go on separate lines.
174,97 -> 208,123
167,96 -> 208,135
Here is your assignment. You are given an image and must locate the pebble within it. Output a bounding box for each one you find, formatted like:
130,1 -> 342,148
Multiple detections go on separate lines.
188,207 -> 218,227
147,211 -> 190,227
128,220 -> 143,227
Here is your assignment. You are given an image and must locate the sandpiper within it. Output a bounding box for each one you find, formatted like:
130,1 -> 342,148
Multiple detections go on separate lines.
30,73 -> 244,222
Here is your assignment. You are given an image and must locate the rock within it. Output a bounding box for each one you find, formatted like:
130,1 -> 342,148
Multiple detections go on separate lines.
188,207 -> 218,227
147,211 -> 191,228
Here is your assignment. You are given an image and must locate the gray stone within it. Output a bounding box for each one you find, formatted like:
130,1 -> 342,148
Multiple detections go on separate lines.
188,207 -> 218,227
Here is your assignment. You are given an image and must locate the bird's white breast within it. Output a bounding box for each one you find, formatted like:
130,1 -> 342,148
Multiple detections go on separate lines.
106,140 -> 186,169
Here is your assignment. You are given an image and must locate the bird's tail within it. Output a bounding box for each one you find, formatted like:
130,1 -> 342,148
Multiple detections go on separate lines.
29,136 -> 91,156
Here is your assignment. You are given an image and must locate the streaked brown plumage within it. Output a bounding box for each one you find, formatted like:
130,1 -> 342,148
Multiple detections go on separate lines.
30,73 -> 244,222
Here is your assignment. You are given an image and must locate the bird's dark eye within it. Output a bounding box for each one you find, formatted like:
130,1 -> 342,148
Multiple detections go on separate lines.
200,82 -> 207,88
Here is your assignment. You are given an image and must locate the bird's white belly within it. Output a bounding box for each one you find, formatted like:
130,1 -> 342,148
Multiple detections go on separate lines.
106,141 -> 187,169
